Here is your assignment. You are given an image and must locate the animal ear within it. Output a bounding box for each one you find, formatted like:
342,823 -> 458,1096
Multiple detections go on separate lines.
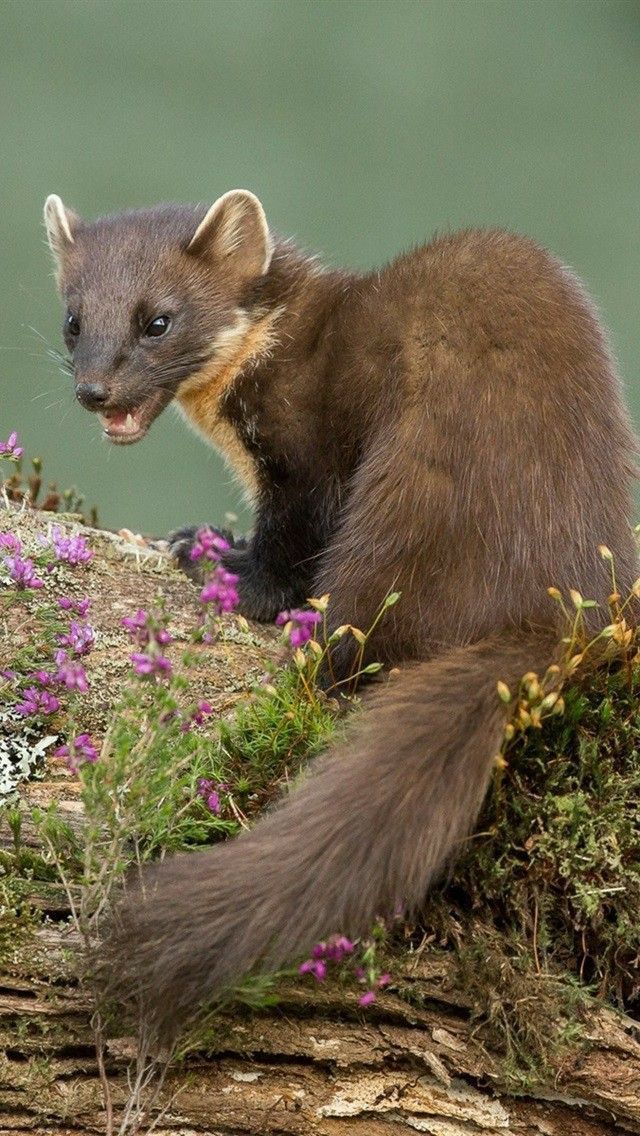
43,195 -> 79,264
186,190 -> 273,279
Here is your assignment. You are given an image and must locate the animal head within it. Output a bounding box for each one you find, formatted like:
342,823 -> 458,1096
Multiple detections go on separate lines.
44,190 -> 273,443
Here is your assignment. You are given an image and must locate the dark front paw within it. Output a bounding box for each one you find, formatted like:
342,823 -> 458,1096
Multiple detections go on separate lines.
223,549 -> 303,623
168,526 -> 301,622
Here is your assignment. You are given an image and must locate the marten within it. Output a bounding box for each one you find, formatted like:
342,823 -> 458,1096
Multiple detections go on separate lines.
44,189 -> 638,1039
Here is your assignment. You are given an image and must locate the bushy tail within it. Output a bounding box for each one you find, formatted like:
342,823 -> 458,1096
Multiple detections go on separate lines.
106,631 -> 553,1040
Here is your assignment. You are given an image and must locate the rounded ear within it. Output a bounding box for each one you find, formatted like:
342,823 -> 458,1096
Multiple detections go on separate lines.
187,190 -> 273,279
43,194 -> 80,264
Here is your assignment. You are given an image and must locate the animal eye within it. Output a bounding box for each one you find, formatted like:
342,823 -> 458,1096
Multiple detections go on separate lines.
66,312 -> 80,337
144,315 -> 171,338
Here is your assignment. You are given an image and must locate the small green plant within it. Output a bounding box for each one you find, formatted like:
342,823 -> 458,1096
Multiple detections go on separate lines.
29,577 -> 407,1133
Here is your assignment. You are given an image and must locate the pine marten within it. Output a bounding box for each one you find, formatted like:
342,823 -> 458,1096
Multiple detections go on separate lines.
44,189 -> 638,1038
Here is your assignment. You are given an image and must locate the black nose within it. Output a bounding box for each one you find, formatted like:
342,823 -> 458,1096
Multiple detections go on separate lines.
76,382 -> 108,411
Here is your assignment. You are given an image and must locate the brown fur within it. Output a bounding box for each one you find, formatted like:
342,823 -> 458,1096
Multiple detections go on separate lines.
45,193 -> 638,1040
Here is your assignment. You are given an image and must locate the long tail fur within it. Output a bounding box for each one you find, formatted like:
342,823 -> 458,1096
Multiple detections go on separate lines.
108,631 -> 553,1039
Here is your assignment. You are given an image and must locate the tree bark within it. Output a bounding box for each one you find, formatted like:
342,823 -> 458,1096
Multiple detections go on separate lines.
2,509 -> 640,1134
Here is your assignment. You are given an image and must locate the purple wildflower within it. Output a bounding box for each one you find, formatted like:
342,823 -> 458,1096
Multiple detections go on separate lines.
0,431 -> 23,459
200,565 -> 240,615
326,936 -> 355,962
31,670 -> 54,686
358,990 -> 377,1007
0,533 -> 21,553
122,609 -> 150,642
196,778 -> 221,814
15,686 -> 60,716
130,651 -> 172,678
189,527 -> 230,562
182,700 -> 213,732
54,732 -> 99,773
3,555 -> 44,589
298,958 -> 327,982
276,608 -> 322,648
58,596 -> 91,617
57,620 -> 95,656
54,650 -> 89,692
122,609 -> 174,677
50,526 -> 93,565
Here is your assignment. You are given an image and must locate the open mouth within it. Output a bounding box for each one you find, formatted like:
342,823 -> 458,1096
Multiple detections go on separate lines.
98,407 -> 149,445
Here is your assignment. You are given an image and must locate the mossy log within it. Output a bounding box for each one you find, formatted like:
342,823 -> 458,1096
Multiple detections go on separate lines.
2,508 -> 640,1134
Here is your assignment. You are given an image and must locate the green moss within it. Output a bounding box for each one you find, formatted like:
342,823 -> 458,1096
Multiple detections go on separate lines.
0,874 -> 41,966
410,661 -> 640,1079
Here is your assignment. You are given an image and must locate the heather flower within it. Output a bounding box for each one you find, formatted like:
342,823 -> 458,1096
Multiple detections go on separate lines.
130,651 -> 172,678
298,958 -> 327,982
58,596 -> 91,617
54,650 -> 89,692
310,935 -> 354,963
200,565 -> 240,615
31,670 -> 54,686
0,532 -> 21,553
326,936 -> 355,962
0,431 -> 23,459
57,620 -> 95,656
15,686 -> 60,716
50,526 -> 93,564
122,609 -> 150,643
196,778 -> 221,814
190,527 -> 230,562
3,555 -> 44,589
54,732 -> 99,773
182,700 -> 213,731
122,608 -> 174,678
358,990 -> 376,1007
276,608 -> 322,648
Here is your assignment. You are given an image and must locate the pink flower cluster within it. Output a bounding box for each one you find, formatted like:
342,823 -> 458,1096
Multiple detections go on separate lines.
196,776 -> 222,814
49,525 -> 93,565
14,601 -> 93,716
1,523 -> 95,591
1,534 -> 44,589
276,608 -> 322,648
16,687 -> 60,716
183,700 -> 213,731
57,619 -> 95,656
190,528 -> 240,617
0,431 -> 23,459
299,935 -> 355,982
54,649 -> 90,691
58,596 -> 91,617
122,608 -> 173,678
3,552 -> 44,590
54,732 -> 99,773
189,528 -> 231,563
298,935 -> 391,1006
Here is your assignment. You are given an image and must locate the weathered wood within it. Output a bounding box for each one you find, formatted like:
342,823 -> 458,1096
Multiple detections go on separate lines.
2,507 -> 640,1134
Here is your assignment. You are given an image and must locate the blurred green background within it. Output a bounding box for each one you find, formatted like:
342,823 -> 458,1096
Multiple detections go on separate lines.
1,0 -> 639,533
